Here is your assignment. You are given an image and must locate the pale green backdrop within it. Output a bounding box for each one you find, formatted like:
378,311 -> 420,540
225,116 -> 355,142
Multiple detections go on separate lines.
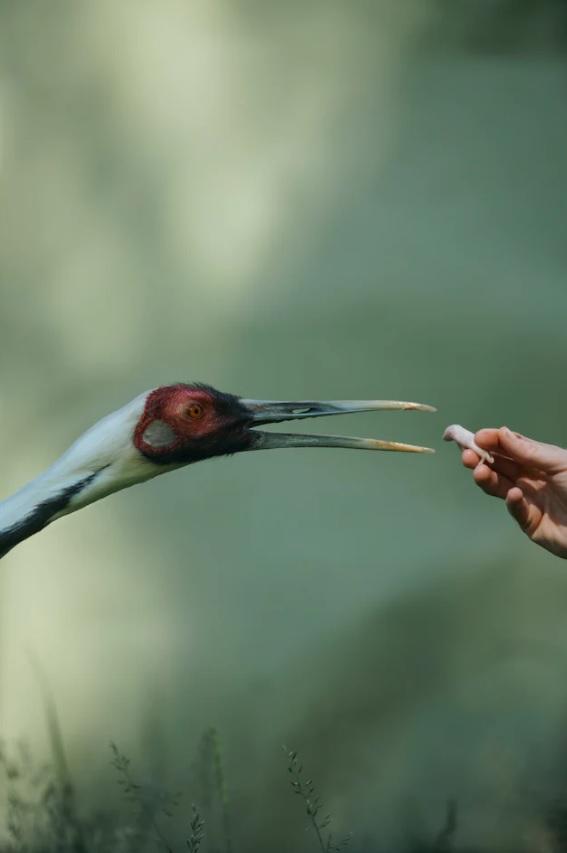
1,2 -> 566,850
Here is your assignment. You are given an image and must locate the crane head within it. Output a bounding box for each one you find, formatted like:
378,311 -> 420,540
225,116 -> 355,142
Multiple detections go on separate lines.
133,383 -> 254,464
0,382 -> 436,557
132,382 -> 436,465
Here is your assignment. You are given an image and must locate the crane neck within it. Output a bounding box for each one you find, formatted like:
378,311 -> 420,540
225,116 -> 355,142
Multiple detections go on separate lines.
0,392 -> 162,559
0,469 -> 104,559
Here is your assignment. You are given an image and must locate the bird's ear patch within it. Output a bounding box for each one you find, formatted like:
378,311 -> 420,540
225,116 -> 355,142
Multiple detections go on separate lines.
142,419 -> 177,449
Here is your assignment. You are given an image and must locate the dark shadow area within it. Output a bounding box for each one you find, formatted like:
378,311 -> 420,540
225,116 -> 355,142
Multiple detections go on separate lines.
430,0 -> 567,56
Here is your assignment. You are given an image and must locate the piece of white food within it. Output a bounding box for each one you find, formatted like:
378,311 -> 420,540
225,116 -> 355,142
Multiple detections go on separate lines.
443,424 -> 494,465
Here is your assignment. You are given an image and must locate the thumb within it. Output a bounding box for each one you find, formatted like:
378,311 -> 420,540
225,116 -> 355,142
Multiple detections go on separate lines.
480,426 -> 566,474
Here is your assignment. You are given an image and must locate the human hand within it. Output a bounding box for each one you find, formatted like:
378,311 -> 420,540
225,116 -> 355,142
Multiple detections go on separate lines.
461,427 -> 567,559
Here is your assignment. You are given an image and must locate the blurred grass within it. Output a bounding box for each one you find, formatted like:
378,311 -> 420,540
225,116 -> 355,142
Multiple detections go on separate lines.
0,731 -> 566,852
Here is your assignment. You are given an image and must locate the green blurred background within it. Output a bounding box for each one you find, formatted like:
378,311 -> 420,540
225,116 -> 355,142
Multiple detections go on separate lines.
1,1 -> 567,850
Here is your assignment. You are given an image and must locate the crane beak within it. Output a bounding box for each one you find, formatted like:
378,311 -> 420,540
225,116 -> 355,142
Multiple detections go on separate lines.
239,398 -> 436,454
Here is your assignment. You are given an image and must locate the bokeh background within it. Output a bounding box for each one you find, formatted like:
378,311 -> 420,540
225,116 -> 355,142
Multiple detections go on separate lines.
1,1 -> 567,850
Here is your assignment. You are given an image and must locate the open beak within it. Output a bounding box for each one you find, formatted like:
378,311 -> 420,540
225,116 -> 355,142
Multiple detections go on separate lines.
239,398 -> 436,454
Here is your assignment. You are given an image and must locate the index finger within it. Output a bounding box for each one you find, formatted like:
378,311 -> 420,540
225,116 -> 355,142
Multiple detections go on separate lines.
474,428 -> 507,452
476,426 -> 567,474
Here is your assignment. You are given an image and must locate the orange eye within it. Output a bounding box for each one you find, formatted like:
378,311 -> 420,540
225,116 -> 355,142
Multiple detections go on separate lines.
186,402 -> 205,419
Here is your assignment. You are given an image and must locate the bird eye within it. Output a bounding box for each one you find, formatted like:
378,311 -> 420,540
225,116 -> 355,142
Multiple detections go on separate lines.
186,402 -> 205,419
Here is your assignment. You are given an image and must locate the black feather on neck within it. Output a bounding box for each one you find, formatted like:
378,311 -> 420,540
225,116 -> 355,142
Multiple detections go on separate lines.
0,471 -> 100,559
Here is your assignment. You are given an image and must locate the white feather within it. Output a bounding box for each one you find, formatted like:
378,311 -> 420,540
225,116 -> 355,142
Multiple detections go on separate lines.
0,391 -> 178,534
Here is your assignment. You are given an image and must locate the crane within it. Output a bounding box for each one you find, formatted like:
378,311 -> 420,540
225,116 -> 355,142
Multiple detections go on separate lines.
0,382 -> 435,558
